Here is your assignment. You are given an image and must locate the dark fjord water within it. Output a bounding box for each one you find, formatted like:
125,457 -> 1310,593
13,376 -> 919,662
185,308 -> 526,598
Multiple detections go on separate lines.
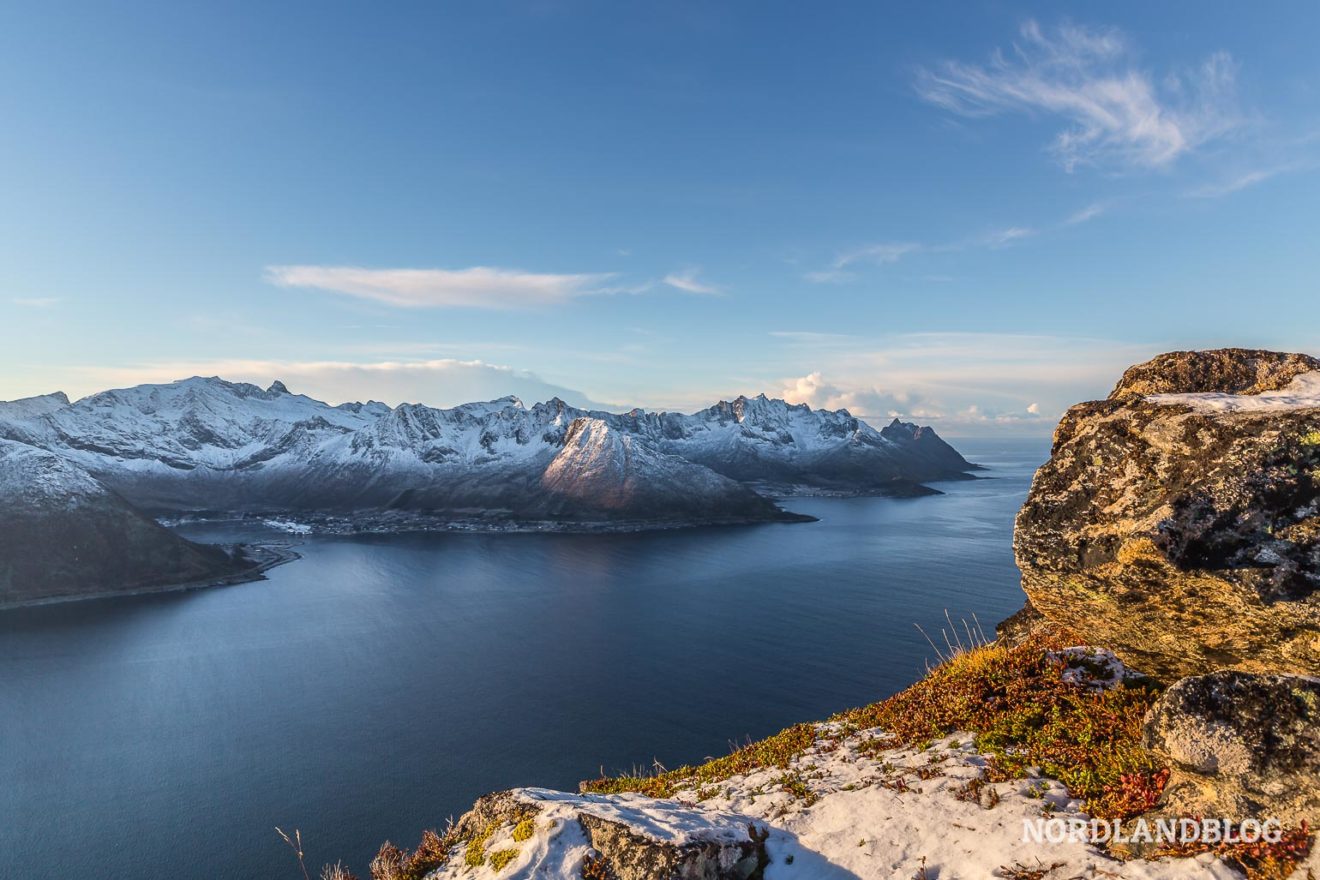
0,438 -> 1047,879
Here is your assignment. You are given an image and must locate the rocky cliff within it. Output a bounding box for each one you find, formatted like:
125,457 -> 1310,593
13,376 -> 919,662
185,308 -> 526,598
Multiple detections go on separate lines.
1014,348 -> 1320,681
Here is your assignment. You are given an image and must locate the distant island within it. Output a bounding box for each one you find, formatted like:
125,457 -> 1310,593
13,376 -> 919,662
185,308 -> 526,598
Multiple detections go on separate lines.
0,378 -> 976,604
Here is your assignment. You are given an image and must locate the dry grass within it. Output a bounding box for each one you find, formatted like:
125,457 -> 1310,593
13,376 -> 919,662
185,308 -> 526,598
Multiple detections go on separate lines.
996,861 -> 1066,879
584,633 -> 1165,821
580,852 -> 614,880
320,862 -> 360,880
276,827 -> 312,880
370,827 -> 458,880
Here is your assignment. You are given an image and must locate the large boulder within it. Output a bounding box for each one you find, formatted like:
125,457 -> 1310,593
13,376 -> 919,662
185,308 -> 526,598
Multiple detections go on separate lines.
1014,349 -> 1320,681
1143,671 -> 1320,825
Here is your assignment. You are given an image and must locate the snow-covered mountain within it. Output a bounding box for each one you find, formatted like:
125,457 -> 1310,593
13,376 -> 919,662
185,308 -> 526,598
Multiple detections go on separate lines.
538,418 -> 784,521
0,377 -> 975,523
0,439 -> 244,604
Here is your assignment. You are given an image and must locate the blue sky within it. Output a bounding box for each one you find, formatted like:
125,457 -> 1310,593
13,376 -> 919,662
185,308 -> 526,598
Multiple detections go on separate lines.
3,1 -> 1319,434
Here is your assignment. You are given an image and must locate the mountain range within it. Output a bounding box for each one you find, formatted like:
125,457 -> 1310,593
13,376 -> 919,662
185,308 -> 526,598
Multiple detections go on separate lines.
0,376 -> 976,602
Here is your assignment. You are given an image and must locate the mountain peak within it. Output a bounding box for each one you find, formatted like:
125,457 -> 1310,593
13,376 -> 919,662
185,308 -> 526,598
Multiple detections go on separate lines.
267,380 -> 290,395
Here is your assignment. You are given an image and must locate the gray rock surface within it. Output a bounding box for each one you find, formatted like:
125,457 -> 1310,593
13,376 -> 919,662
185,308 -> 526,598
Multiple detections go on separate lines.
1143,671 -> 1320,825
1014,349 -> 1320,680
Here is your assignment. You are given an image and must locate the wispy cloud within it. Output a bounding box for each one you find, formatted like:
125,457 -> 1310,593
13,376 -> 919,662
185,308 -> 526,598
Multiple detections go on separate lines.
10,297 -> 62,308
915,20 -> 1240,171
661,268 -> 724,295
1183,129 -> 1320,198
806,242 -> 925,280
802,269 -> 854,284
265,265 -> 616,310
1065,202 -> 1106,224
769,331 -> 860,347
806,199 -> 1109,283
833,242 -> 922,269
1186,169 -> 1275,199
984,226 -> 1036,247
1182,162 -> 1317,199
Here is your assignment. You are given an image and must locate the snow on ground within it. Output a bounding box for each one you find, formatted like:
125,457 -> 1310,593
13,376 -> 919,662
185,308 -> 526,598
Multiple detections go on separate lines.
1148,370 -> 1320,412
1047,646 -> 1148,690
428,721 -> 1318,880
262,518 -> 314,535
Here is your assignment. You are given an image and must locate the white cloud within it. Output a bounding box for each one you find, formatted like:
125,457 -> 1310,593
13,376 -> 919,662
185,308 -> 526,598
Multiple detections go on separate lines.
834,242 -> 922,269
57,358 -> 608,409
984,226 -> 1036,247
805,227 -> 1035,283
780,372 -> 920,421
915,20 -> 1239,171
661,268 -> 724,295
803,242 -> 923,283
10,297 -> 62,308
768,333 -> 1162,434
802,269 -> 855,284
265,265 -> 616,310
1186,169 -> 1274,198
807,200 -> 1114,284
1182,161 -> 1318,198
1065,203 -> 1106,224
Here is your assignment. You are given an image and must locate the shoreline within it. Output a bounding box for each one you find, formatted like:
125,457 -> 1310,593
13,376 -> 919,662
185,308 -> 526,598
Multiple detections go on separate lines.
155,475 -> 981,538
0,478 -> 980,611
0,542 -> 302,612
178,510 -> 821,538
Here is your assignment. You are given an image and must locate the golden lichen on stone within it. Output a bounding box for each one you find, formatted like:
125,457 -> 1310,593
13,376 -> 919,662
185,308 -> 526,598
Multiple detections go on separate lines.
488,848 -> 519,872
464,821 -> 498,868
511,818 -> 535,842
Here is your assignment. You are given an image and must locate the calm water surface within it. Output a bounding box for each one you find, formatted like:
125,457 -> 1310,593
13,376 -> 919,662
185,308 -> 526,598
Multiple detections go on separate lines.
0,438 -> 1047,879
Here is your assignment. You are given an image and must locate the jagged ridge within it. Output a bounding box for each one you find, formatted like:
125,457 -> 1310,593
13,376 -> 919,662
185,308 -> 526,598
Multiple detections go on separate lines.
0,377 -> 975,520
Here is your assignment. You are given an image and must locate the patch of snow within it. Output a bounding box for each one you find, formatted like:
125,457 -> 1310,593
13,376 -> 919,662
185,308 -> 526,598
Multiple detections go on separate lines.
1148,370 -> 1320,412
423,724 -> 1299,880
262,519 -> 313,535
519,788 -> 764,846
1048,646 -> 1148,690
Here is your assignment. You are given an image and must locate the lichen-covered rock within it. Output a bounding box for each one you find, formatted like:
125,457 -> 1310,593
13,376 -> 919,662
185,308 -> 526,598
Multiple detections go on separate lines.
576,808 -> 767,880
1014,349 -> 1320,681
1143,671 -> 1320,825
1108,348 -> 1320,398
